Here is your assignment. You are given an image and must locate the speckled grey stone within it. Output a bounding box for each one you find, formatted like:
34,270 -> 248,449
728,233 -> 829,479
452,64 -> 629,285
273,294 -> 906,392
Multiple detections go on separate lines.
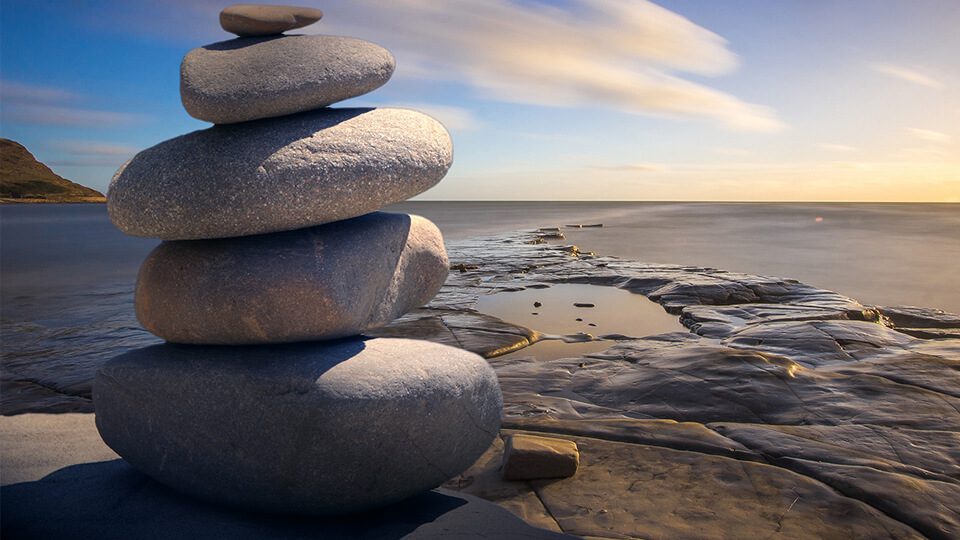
135,213 -> 448,345
93,338 -> 504,515
107,108 -> 452,240
220,4 -> 323,37
181,35 -> 394,124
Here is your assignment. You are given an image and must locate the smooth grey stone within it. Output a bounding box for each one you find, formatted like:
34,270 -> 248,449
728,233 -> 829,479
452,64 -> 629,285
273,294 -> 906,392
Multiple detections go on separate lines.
93,338 -> 504,516
108,108 -> 452,240
181,35 -> 394,124
135,213 -> 448,345
220,4 -> 323,37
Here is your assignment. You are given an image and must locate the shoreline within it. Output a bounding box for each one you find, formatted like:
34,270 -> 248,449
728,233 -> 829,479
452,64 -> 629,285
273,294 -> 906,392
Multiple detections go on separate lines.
1,198 -> 106,204
4,226 -> 958,538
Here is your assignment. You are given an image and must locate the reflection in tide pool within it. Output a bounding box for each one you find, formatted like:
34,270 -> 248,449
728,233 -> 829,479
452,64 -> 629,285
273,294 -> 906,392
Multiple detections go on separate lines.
475,283 -> 685,360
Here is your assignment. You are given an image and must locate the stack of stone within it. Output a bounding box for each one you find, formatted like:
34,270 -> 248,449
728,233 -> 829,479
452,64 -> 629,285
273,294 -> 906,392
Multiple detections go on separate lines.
95,4 -> 502,516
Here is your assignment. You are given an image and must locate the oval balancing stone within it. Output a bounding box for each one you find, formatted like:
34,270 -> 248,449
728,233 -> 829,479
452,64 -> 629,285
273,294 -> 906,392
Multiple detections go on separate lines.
107,108 -> 452,240
135,212 -> 448,345
93,338 -> 503,515
219,4 -> 323,37
181,34 -> 394,124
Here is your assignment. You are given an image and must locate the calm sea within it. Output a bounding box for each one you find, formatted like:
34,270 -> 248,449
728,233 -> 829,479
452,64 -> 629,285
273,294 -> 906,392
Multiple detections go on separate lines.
2,202 -> 958,408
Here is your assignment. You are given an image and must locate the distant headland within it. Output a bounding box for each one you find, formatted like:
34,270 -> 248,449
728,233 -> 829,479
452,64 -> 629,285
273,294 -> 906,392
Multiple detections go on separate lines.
0,139 -> 106,203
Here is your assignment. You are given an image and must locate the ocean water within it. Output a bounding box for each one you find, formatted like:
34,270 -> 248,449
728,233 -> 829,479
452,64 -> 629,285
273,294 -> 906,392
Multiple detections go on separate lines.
4,202 -> 957,313
396,201 -> 960,312
476,283 -> 686,360
1,202 -> 958,412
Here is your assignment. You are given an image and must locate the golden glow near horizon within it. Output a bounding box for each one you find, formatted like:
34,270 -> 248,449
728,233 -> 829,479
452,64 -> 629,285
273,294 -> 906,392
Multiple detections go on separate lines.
1,1 -> 958,202
425,161 -> 960,202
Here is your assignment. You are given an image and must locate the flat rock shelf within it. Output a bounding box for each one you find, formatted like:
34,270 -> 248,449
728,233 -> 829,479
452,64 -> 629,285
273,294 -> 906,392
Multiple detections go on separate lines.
3,229 -> 959,538
388,230 -> 960,540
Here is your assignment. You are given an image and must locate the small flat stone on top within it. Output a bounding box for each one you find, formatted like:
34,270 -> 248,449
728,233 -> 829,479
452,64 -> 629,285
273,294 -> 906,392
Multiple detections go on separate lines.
220,4 -> 322,37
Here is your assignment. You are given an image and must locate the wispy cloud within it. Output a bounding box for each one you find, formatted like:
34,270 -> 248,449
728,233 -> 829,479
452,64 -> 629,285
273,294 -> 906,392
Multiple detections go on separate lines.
45,140 -> 139,167
907,128 -> 952,144
711,147 -> 755,158
498,130 -> 589,143
4,105 -> 142,126
162,0 -> 783,132
0,81 -> 79,105
892,146 -> 951,161
819,143 -> 857,152
50,141 -> 140,156
386,103 -> 482,131
870,63 -> 944,89
330,0 -> 784,132
588,162 -> 669,173
0,80 -> 143,127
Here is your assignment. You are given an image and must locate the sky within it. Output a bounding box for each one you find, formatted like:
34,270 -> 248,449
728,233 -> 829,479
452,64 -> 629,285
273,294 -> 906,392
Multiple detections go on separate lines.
1,0 -> 958,201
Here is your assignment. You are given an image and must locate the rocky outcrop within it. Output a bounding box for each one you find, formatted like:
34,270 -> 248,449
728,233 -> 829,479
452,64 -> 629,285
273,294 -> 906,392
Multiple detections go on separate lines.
0,139 -> 105,203
433,231 -> 960,540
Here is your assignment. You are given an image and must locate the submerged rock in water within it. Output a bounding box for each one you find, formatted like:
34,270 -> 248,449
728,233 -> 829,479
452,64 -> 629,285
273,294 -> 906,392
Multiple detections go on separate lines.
93,338 -> 503,515
135,213 -> 448,345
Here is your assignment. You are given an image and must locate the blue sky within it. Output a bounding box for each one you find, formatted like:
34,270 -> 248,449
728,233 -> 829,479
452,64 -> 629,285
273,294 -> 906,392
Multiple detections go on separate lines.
2,0 -> 958,201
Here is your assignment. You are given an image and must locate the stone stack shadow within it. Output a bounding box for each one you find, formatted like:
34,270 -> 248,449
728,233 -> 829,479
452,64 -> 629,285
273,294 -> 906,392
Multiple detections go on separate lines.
97,4 -> 502,515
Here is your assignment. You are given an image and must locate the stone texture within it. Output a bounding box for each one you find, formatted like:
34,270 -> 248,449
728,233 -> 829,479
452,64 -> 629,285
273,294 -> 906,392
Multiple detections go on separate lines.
108,108 -> 451,240
135,213 -> 447,345
181,35 -> 394,124
449,430 -> 924,540
501,434 -> 579,481
219,4 -> 323,37
93,338 -> 503,515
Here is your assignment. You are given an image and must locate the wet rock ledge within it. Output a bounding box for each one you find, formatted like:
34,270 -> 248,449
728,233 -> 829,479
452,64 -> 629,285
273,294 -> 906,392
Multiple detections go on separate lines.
3,229 -> 958,539
373,230 -> 960,540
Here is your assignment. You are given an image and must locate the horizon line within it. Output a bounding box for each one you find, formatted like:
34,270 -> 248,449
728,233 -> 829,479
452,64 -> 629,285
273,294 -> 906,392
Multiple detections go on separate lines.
405,199 -> 958,204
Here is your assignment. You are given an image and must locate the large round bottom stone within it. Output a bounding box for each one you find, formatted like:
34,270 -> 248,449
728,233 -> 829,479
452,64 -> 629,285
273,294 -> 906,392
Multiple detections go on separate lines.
93,338 -> 503,515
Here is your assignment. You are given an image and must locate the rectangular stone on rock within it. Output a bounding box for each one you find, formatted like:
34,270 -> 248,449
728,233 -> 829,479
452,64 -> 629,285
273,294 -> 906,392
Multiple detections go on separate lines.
502,434 -> 579,481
